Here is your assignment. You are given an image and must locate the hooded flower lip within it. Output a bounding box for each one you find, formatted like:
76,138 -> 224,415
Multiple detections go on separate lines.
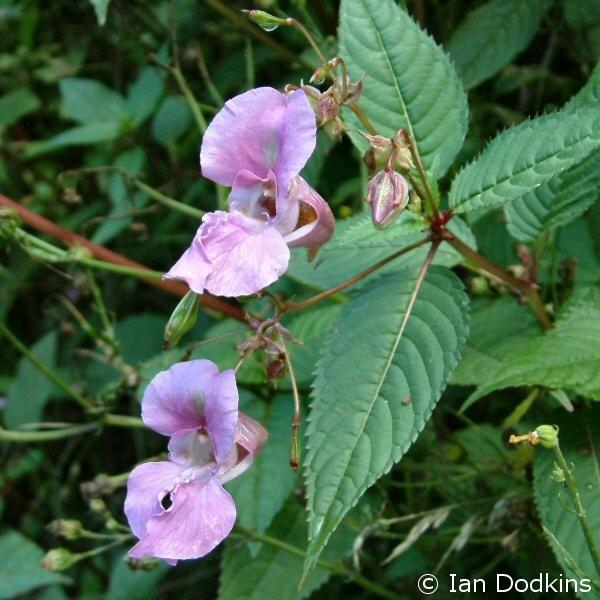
165,86 -> 336,298
124,360 -> 267,563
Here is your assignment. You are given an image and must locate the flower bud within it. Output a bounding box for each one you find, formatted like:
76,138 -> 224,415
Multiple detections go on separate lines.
316,93 -> 340,124
41,548 -> 77,572
366,170 -> 409,229
163,291 -> 199,349
47,519 -> 83,541
535,425 -> 559,449
241,10 -> 288,32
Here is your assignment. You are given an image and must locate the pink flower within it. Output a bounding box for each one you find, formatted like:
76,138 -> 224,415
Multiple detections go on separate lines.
124,360 -> 267,563
165,87 -> 335,297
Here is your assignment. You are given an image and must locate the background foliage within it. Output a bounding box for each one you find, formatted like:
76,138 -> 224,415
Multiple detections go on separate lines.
1,0 -> 600,598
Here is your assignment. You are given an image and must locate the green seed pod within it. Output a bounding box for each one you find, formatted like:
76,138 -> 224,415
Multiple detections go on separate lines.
242,10 -> 288,32
41,548 -> 77,572
164,291 -> 199,349
535,424 -> 559,449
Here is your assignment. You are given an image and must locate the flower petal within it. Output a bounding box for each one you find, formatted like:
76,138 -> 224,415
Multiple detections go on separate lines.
124,461 -> 184,539
201,211 -> 290,297
229,169 -> 277,220
200,87 -> 315,192
167,428 -> 215,468
128,477 -> 236,561
205,369 -> 239,464
141,360 -> 220,436
164,227 -> 212,295
283,177 -> 335,254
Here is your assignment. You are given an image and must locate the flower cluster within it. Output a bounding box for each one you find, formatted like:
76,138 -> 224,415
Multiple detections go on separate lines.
165,86 -> 335,297
124,360 -> 266,562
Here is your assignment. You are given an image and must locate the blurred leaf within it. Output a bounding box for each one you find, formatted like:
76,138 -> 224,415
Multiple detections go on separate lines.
450,109 -> 600,214
463,286 -> 600,409
304,266 -> 469,575
219,496 -> 358,600
226,394 -> 296,534
115,314 -> 166,364
339,0 -> 468,177
59,78 -> 129,125
0,88 -> 40,126
451,297 -> 539,387
534,408 -> 600,586
447,0 -> 552,89
151,96 -> 192,147
5,331 -> 57,428
24,122 -> 121,158
127,67 -> 165,127
107,552 -> 169,600
89,0 -> 111,26
0,530 -> 68,599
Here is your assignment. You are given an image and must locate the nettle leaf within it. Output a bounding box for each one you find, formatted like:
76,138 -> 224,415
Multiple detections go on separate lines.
226,395 -> 296,535
449,108 -> 600,214
0,88 -> 40,126
447,0 -> 552,89
339,0 -> 468,177
303,266 -> 469,575
451,297 -> 539,387
287,211 -> 476,291
463,286 -> 600,410
534,408 -> 600,586
219,496 -> 357,600
505,151 -> 600,242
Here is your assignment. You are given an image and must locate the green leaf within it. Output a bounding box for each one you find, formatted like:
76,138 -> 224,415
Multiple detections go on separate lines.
24,122 -> 122,158
451,297 -> 539,387
447,0 -> 552,89
219,496 -> 358,600
504,152 -> 600,242
303,266 -> 469,575
5,331 -> 57,428
151,96 -> 192,147
89,0 -> 111,25
0,531 -> 67,599
0,88 -> 40,126
226,395 -> 296,534
449,108 -> 600,214
127,67 -> 165,127
107,552 -> 168,600
534,408 -> 600,586
338,0 -> 468,177
463,286 -> 600,409
287,211 -> 475,291
59,78 -> 129,125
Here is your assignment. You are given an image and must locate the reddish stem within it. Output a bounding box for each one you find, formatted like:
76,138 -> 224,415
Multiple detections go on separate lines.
0,194 -> 246,322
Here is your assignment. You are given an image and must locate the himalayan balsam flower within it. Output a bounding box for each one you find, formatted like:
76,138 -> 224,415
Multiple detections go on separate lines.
166,87 -> 335,297
124,360 -> 267,563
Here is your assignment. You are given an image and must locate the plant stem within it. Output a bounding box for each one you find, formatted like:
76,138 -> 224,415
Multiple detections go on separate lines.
129,176 -> 204,219
279,334 -> 301,471
444,232 -> 552,330
0,194 -> 246,321
236,526 -> 402,600
349,103 -> 377,135
288,18 -> 326,64
552,442 -> 600,578
402,131 -> 437,217
0,423 -> 97,443
103,414 -> 145,428
0,321 -> 93,410
284,237 -> 431,313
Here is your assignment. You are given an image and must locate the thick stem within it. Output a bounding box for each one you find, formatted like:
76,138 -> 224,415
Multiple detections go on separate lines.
0,321 -> 93,410
235,526 -> 402,600
553,443 -> 600,578
0,194 -> 246,321
284,237 -> 431,313
445,233 -> 552,330
0,423 -> 97,443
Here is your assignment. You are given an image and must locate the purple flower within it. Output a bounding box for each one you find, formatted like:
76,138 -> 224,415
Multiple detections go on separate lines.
124,360 -> 267,563
165,87 -> 335,297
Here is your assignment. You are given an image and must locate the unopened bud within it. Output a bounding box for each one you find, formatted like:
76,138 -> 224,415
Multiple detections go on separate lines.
316,93 -> 340,124
366,170 -> 409,229
535,425 -> 559,449
551,463 -> 566,482
266,357 -> 285,380
125,555 -> 161,571
242,10 -> 288,32
47,519 -> 83,541
41,548 -> 77,572
164,291 -> 199,349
